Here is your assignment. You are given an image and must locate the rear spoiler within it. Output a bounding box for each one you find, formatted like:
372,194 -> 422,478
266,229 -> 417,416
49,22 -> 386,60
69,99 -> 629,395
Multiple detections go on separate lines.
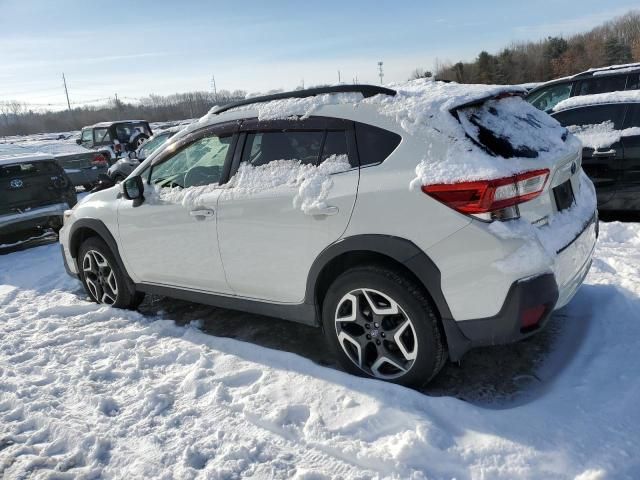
449,89 -> 526,115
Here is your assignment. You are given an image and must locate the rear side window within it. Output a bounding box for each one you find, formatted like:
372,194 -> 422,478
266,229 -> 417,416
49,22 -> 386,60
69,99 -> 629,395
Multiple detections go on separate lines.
553,104 -> 627,130
627,74 -> 640,91
576,75 -> 627,96
242,130 -> 350,167
355,123 -> 401,166
0,161 -> 57,178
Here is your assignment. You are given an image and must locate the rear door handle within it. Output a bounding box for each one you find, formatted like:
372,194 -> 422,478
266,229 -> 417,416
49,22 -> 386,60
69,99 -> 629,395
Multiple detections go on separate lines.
592,149 -> 616,157
304,205 -> 339,216
190,208 -> 214,219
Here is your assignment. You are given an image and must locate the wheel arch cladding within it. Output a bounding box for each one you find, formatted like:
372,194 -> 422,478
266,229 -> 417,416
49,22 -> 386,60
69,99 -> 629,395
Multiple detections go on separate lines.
307,235 -> 454,326
69,218 -> 136,295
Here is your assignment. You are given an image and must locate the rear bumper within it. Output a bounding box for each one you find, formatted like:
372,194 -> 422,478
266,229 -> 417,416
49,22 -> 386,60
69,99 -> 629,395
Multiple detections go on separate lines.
442,211 -> 597,361
0,202 -> 67,236
442,273 -> 559,361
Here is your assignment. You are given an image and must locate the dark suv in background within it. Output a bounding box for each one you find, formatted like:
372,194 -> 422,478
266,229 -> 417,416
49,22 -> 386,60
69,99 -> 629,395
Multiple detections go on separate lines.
78,120 -> 153,159
552,96 -> 640,212
527,63 -> 640,112
1,153 -> 77,246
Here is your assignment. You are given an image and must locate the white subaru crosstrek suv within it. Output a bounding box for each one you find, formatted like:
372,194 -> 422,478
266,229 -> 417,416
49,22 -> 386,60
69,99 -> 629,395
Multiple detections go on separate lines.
60,82 -> 598,387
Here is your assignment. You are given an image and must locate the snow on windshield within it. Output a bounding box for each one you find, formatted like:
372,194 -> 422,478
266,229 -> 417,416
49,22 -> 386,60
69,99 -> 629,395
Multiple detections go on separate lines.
567,121 -> 640,149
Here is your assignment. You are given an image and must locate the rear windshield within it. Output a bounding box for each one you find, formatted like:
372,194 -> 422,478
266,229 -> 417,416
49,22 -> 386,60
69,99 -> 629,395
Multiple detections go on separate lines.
456,95 -> 568,158
0,161 -> 59,178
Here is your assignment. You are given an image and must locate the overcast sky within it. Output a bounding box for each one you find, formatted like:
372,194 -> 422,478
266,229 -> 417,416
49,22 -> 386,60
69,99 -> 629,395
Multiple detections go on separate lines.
1,0 -> 637,110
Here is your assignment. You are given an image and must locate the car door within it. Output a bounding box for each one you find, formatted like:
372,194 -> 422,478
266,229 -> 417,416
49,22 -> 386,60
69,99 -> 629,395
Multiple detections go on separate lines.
216,117 -> 359,303
117,123 -> 237,293
619,103 -> 640,210
553,104 -> 627,207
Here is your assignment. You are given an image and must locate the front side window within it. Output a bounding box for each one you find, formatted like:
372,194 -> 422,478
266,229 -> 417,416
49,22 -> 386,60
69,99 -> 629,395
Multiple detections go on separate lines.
150,134 -> 232,188
81,129 -> 92,143
527,83 -> 572,111
576,75 -> 627,96
242,131 -> 324,167
626,74 -> 640,91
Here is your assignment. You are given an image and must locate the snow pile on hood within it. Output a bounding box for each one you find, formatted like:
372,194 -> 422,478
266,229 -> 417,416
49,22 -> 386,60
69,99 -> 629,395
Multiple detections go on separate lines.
554,90 -> 640,111
567,121 -> 640,149
153,155 -> 351,213
489,171 -> 597,274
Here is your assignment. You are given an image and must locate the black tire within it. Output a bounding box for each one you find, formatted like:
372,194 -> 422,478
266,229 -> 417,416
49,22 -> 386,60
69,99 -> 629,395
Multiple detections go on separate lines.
112,173 -> 126,184
322,266 -> 446,388
130,134 -> 148,150
78,236 -> 144,309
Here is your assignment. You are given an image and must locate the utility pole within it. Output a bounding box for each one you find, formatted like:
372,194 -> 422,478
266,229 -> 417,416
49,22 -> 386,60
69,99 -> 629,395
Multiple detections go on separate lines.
62,73 -> 71,111
337,70 -> 341,83
211,74 -> 217,99
377,62 -> 384,85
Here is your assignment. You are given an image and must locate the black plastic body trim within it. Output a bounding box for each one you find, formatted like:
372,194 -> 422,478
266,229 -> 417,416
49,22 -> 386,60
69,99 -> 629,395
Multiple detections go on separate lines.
443,273 -> 559,361
136,283 -> 317,326
211,85 -> 396,115
67,218 -> 136,295
60,244 -> 78,279
305,234 -> 453,321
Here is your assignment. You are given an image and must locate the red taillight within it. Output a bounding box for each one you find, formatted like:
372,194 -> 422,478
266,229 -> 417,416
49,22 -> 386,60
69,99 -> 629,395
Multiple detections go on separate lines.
92,154 -> 108,167
521,304 -> 546,330
422,169 -> 549,215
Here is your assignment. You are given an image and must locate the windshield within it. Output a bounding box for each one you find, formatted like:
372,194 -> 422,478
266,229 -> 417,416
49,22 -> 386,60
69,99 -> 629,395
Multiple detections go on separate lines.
527,83 -> 572,112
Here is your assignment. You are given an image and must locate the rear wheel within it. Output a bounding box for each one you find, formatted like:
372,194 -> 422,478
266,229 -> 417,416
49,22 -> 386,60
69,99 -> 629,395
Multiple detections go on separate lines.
322,266 -> 446,387
78,237 -> 143,309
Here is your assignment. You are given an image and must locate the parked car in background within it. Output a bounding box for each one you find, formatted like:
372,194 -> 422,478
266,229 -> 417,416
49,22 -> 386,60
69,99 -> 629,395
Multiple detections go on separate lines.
108,128 -> 178,182
77,120 -> 153,159
527,62 -> 640,112
60,84 -> 597,387
551,91 -> 640,212
0,141 -> 111,190
1,151 -> 76,246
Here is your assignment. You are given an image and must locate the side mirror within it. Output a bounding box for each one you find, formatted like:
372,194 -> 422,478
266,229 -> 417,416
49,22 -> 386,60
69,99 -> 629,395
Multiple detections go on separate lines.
76,139 -> 82,145
122,175 -> 145,202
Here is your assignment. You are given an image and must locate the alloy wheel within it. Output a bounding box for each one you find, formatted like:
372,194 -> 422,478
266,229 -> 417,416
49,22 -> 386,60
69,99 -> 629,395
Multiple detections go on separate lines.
82,249 -> 119,305
335,288 -> 418,379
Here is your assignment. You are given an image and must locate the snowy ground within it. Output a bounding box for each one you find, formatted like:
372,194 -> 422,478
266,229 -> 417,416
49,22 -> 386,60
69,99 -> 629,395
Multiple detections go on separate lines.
1,222 -> 639,479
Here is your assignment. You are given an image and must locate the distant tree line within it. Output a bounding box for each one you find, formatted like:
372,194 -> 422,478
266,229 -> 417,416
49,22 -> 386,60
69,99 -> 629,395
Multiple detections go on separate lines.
0,89 -> 247,137
434,11 -> 640,84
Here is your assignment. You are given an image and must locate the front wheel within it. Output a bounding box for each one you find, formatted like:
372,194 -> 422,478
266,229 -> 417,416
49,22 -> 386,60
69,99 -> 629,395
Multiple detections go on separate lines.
78,236 -> 144,309
322,266 -> 446,387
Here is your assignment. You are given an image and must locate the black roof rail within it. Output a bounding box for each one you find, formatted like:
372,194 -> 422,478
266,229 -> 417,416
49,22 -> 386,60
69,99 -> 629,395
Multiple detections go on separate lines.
210,84 -> 397,115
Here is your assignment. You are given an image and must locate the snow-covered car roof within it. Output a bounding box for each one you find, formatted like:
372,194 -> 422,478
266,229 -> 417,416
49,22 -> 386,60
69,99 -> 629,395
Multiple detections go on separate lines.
161,80 -> 576,186
527,62 -> 640,94
88,120 -> 149,128
553,90 -> 640,112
